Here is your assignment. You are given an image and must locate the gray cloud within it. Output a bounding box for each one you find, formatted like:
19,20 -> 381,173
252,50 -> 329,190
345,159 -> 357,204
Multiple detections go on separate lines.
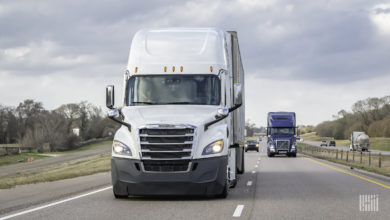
1,0 -> 389,125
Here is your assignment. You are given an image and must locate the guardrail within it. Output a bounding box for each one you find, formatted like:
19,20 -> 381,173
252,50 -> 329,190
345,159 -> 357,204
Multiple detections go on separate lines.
298,143 -> 390,176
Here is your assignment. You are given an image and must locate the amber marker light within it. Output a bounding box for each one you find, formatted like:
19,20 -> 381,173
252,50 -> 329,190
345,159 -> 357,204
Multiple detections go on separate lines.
210,66 -> 213,72
180,66 -> 183,72
164,66 -> 167,72
135,67 -> 138,73
172,66 -> 175,72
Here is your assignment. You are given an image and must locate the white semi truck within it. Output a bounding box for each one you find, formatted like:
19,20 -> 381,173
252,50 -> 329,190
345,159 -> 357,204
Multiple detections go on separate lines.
350,131 -> 370,152
105,28 -> 245,198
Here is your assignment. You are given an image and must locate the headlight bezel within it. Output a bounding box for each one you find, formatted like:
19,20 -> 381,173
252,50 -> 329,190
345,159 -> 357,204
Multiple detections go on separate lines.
202,140 -> 224,156
112,140 -> 132,158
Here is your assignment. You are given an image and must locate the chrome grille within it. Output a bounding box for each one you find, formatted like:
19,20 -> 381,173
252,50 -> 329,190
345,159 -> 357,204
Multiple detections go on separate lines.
139,125 -> 195,160
276,140 -> 289,150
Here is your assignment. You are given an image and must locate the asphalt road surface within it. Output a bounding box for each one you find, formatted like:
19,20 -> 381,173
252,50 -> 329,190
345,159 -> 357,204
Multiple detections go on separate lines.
303,140 -> 390,156
1,141 -> 389,220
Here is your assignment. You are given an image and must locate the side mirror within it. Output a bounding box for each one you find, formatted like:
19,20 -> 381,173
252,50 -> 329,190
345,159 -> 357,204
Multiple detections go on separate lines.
297,127 -> 300,137
106,85 -> 114,109
216,108 -> 229,118
233,83 -> 242,106
108,108 -> 119,118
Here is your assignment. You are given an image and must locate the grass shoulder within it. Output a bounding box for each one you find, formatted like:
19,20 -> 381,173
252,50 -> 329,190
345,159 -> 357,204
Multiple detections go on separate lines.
0,154 -> 110,189
0,153 -> 50,167
0,140 -> 112,167
47,140 -> 112,154
300,132 -> 390,152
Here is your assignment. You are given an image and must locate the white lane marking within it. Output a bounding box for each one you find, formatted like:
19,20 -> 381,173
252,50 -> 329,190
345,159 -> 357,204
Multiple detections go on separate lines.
252,170 -> 256,174
233,205 -> 244,217
254,165 -> 258,168
256,161 -> 259,164
0,186 -> 112,220
247,181 -> 252,186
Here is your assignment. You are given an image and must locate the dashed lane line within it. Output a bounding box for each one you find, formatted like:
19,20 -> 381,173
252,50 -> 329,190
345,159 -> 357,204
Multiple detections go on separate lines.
233,205 -> 244,217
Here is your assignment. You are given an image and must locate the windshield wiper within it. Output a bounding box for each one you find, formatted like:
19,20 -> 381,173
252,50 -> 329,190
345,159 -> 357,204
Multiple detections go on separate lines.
132,101 -> 157,105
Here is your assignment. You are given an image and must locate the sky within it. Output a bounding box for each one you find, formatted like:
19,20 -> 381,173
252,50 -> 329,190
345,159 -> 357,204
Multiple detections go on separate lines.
0,0 -> 389,126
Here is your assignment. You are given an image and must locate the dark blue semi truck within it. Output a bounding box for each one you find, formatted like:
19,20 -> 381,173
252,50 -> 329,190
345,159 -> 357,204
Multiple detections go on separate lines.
266,112 -> 299,157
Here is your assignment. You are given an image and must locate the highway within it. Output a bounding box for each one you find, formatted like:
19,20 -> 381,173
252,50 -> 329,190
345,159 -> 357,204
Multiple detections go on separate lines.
303,140 -> 390,156
0,140 -> 389,220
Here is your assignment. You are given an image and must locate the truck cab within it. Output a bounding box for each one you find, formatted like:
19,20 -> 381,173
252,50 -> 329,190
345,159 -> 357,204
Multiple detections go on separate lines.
266,112 -> 298,157
105,28 -> 245,198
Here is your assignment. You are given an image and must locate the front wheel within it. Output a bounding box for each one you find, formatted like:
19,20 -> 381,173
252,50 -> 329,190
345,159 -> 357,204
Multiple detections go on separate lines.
113,186 -> 128,199
215,170 -> 229,198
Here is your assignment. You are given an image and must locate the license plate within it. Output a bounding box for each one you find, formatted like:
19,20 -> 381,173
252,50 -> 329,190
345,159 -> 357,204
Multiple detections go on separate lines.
278,150 -> 287,154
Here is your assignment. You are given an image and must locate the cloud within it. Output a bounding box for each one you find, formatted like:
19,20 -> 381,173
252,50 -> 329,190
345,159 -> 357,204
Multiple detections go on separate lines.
0,0 -> 389,126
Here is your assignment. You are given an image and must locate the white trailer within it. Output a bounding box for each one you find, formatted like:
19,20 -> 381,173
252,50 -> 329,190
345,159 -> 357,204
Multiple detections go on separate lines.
350,131 -> 370,152
105,28 -> 245,198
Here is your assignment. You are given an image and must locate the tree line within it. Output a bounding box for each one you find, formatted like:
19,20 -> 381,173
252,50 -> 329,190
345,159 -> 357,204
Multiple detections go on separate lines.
316,95 -> 390,139
0,100 -> 119,151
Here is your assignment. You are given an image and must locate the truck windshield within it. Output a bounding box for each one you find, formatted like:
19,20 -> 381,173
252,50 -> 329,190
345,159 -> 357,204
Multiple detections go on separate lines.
270,128 -> 295,135
127,75 -> 220,106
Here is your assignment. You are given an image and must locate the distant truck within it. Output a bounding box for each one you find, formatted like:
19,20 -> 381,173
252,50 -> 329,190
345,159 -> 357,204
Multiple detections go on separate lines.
266,112 -> 299,157
105,28 -> 245,198
350,131 -> 370,152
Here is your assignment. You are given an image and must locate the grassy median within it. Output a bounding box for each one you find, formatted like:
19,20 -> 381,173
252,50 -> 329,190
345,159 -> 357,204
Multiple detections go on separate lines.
0,155 -> 110,189
0,153 -> 50,167
0,141 -> 111,167
300,132 -> 390,152
298,143 -> 390,177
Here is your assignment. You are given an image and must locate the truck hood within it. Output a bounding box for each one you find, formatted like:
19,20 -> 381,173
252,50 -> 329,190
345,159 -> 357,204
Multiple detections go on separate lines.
121,105 -> 219,128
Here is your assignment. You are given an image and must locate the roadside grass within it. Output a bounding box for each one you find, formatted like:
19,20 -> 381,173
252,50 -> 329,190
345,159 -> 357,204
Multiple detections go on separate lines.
0,153 -> 49,167
371,138 -> 390,152
47,141 -> 112,154
300,132 -> 390,152
298,143 -> 390,177
0,155 -> 110,189
0,141 -> 111,168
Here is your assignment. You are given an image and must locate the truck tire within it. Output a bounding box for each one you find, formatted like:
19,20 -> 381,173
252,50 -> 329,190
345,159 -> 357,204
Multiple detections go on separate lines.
237,150 -> 245,174
113,187 -> 128,199
292,153 -> 296,157
267,152 -> 274,157
230,179 -> 237,188
215,174 -> 229,198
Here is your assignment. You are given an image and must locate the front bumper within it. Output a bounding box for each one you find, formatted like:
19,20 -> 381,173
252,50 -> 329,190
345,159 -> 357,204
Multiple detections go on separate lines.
111,156 -> 228,196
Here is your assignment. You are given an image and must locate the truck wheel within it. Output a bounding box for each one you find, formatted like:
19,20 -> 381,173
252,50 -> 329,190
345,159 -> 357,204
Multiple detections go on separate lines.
237,150 -> 245,174
230,179 -> 237,188
216,174 -> 229,198
113,189 -> 128,199
267,152 -> 274,157
292,153 -> 296,157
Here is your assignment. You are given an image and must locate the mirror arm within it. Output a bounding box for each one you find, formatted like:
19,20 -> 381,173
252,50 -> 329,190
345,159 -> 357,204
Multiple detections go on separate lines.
228,103 -> 242,113
204,115 -> 228,131
204,103 -> 242,131
108,112 -> 131,131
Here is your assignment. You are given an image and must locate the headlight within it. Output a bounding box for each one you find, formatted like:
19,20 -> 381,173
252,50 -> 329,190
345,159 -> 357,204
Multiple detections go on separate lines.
202,140 -> 224,155
112,141 -> 132,157
292,144 -> 296,149
270,144 -> 275,152
245,144 -> 248,147
256,144 -> 259,148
